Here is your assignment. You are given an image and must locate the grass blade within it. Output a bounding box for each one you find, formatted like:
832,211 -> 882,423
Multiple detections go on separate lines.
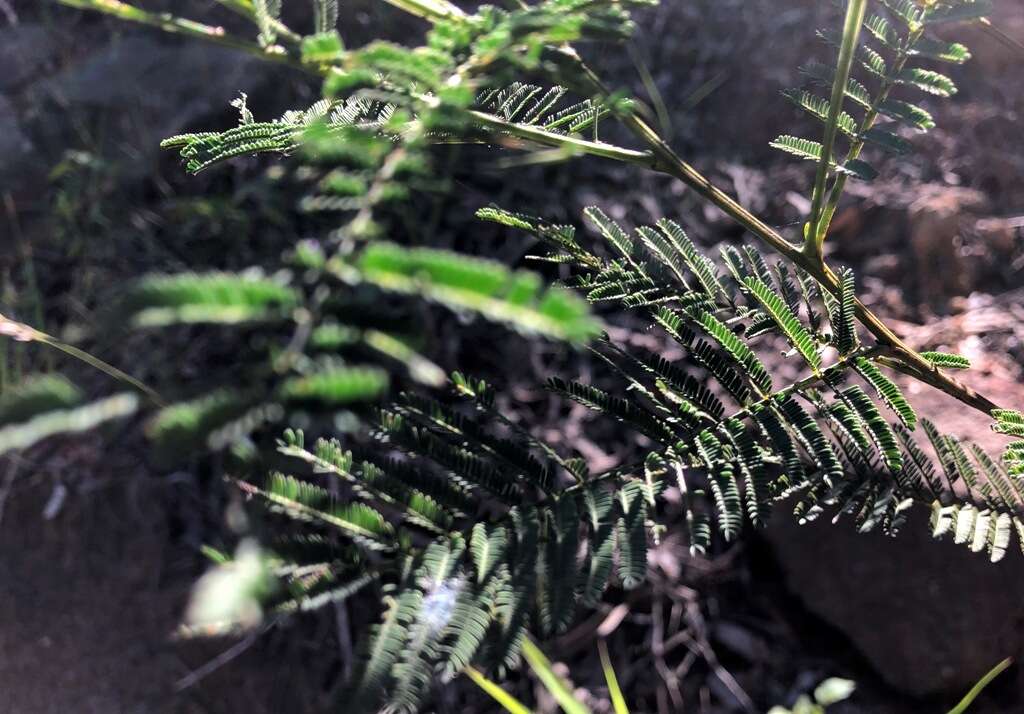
598,640 -> 630,714
946,657 -> 1012,714
522,637 -> 590,714
464,666 -> 533,714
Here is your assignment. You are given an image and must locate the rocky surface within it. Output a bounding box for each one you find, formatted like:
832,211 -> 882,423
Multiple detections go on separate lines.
764,504 -> 1024,699
0,22 -> 262,196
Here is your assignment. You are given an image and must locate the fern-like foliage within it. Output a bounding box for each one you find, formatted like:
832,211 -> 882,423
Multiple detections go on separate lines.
202,200 -> 1024,713
232,394 -> 658,713
0,375 -> 138,456
128,0 -> 653,467
475,204 -> 1024,563
41,3 -> 1024,713
773,0 -> 989,190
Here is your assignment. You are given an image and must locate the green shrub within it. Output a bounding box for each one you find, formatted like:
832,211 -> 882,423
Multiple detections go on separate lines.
6,0 -> 1018,711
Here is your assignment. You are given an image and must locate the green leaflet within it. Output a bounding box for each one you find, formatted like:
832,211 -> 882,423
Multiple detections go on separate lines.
878,98 -> 935,131
147,389 -> 266,460
992,409 -> 1024,438
840,385 -> 903,473
616,481 -> 648,589
769,136 -> 877,180
780,396 -> 845,486
686,306 -> 774,396
897,67 -> 957,97
584,206 -> 642,272
912,36 -> 971,63
0,374 -> 82,428
782,89 -> 860,139
654,307 -> 753,405
635,226 -> 692,291
625,348 -> 726,421
880,0 -> 923,26
122,271 -> 298,327
725,418 -> 772,526
579,486 -> 616,606
541,497 -> 580,635
350,575 -> 423,709
0,392 -> 139,457
355,243 -> 601,344
801,60 -> 873,108
861,127 -> 912,155
921,351 -> 971,370
258,473 -> 395,550
696,430 -> 743,540
311,0 -> 339,34
827,401 -> 874,456
754,404 -> 805,485
470,522 -> 509,585
279,365 -> 390,405
547,377 -> 675,443
831,267 -> 858,355
743,276 -> 821,372
864,13 -> 900,49
854,358 -> 917,429
301,31 -> 344,64
655,218 -> 725,298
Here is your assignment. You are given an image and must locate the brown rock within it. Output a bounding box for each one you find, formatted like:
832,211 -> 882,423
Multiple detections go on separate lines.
763,505 -> 1024,699
764,348 -> 1024,701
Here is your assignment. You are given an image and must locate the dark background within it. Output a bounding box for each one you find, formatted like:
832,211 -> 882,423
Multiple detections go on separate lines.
2,1 -> 1024,712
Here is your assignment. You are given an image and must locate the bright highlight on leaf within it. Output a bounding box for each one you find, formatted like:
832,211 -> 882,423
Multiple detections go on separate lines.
354,243 -> 601,344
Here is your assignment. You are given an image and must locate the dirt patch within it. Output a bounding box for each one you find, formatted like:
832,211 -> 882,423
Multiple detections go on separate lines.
0,450 -> 191,713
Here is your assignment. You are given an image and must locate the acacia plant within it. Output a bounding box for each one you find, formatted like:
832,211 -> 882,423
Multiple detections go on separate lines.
4,0 -> 1021,711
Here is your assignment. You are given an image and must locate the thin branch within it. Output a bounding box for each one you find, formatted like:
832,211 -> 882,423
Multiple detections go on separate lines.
979,18 -> 1024,59
213,0 -> 302,45
548,49 -> 1000,415
173,621 -> 275,692
807,0 -> 867,257
817,25 -> 925,246
0,313 -> 163,405
57,0 -> 1002,417
379,0 -> 465,21
53,0 -> 310,73
467,109 -> 656,166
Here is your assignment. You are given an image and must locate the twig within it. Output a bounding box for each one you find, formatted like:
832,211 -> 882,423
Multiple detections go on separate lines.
651,598 -> 684,712
335,602 -> 355,681
57,0 -> 1006,419
173,621 -> 274,692
0,458 -> 20,527
551,49 -> 1001,416
807,0 -> 867,256
53,0 -> 310,73
673,628 -> 757,714
979,18 -> 1024,59
213,0 -> 301,44
463,69 -> 1002,416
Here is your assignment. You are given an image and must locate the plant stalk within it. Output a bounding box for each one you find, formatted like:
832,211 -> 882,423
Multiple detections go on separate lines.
213,0 -> 302,44
816,26 -> 924,241
807,0 -> 868,259
55,0 -> 1002,417
54,0 -> 309,72
549,50 -> 1000,416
